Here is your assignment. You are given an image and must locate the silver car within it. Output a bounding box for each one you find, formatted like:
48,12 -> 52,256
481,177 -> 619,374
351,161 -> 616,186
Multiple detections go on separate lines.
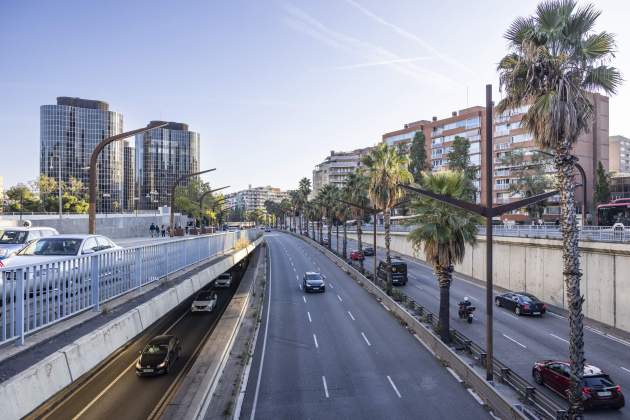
0,227 -> 59,260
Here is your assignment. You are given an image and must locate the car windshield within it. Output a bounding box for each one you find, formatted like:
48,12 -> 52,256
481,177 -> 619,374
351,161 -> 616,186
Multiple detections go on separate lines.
0,231 -> 28,245
520,294 -> 539,302
218,274 -> 230,279
196,292 -> 215,300
583,376 -> 615,388
306,274 -> 322,281
18,238 -> 82,256
143,343 -> 168,354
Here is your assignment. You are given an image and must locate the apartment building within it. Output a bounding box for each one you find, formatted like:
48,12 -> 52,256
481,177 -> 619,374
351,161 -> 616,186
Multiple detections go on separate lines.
225,185 -> 288,212
609,135 -> 630,174
311,147 -> 372,198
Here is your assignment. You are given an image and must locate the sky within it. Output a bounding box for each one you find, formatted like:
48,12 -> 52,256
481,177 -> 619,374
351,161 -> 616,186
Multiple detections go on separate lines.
1,0 -> 629,194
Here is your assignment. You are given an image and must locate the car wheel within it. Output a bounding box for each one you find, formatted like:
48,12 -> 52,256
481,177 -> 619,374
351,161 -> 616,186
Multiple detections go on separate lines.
533,370 -> 543,385
495,298 -> 501,307
515,306 -> 521,316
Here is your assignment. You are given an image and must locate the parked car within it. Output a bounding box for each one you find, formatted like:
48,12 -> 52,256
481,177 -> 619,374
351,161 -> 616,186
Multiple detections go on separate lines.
495,292 -> 547,316
377,257 -> 407,286
350,250 -> 364,261
191,291 -> 218,313
322,238 -> 329,246
214,272 -> 232,288
265,227 -> 271,233
362,247 -> 375,256
533,361 -> 625,410
136,335 -> 181,376
0,227 -> 59,260
302,272 -> 326,293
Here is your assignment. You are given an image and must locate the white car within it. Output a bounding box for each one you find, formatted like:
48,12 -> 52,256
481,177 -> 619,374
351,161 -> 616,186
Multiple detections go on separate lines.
214,273 -> 232,288
0,226 -> 59,260
191,291 -> 218,313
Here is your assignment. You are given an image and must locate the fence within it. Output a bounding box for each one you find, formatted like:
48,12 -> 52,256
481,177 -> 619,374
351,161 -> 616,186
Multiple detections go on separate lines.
0,229 -> 257,346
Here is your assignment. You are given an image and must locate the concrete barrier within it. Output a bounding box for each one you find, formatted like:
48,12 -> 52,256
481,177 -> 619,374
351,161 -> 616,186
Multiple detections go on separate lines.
137,287 -> 179,330
0,351 -> 73,420
174,278 -> 195,303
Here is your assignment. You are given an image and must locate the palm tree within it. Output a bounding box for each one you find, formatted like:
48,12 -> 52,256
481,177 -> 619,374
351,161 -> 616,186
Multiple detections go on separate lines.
334,198 -> 351,259
298,178 -> 312,235
362,143 -> 413,293
289,190 -> 301,233
343,171 -> 369,271
407,172 -> 480,343
497,3 -> 621,415
317,184 -> 339,249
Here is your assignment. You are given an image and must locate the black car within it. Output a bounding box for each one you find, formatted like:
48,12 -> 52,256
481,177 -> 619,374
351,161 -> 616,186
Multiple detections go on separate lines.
377,258 -> 407,286
303,272 -> 326,293
136,335 -> 181,376
495,292 -> 547,316
362,247 -> 375,256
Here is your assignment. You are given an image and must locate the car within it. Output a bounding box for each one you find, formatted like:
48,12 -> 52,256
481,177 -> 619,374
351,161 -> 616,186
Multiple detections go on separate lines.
302,272 -> 326,293
495,292 -> 547,316
136,335 -> 181,376
191,290 -> 218,313
265,227 -> 271,233
214,272 -> 232,288
322,238 -> 329,246
0,227 -> 59,260
532,361 -> 625,410
376,257 -> 407,286
350,250 -> 364,261
362,247 -> 375,256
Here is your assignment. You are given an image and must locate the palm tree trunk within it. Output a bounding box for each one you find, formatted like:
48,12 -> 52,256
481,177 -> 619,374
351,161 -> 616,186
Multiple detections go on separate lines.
343,220 -> 347,260
328,216 -> 333,250
299,212 -> 303,235
435,264 -> 453,343
319,221 -> 323,244
357,218 -> 364,271
556,149 -> 585,418
336,222 -> 339,254
384,208 -> 393,295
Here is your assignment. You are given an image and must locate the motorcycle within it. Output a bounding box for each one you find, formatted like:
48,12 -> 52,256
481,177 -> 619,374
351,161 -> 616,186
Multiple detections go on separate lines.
458,304 -> 476,324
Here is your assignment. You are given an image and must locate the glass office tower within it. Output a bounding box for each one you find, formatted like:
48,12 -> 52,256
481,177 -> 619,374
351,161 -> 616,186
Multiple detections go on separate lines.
135,121 -> 200,210
40,97 -> 124,213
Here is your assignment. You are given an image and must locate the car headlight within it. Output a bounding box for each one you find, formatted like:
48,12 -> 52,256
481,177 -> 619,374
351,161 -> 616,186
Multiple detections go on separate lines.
157,361 -> 167,368
0,249 -> 8,257
136,361 -> 142,369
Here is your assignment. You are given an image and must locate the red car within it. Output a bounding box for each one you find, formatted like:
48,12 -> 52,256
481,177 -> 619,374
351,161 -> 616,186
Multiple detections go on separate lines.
350,250 -> 364,261
532,361 -> 625,410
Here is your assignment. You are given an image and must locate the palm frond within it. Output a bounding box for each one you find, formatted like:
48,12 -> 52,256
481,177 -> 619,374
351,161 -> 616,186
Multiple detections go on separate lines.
584,65 -> 623,95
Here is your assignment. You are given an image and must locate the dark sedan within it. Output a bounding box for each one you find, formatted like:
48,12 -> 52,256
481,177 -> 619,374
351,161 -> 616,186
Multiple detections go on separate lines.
495,292 -> 547,316
303,272 -> 326,293
136,335 -> 181,376
533,361 -> 624,410
362,247 -> 375,256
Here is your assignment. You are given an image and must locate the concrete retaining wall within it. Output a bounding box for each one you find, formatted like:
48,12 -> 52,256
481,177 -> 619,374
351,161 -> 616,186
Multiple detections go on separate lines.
0,236 -> 263,420
347,230 -> 630,333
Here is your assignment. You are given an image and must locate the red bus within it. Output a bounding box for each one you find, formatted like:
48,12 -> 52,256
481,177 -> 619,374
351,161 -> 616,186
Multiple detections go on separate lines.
597,198 -> 630,226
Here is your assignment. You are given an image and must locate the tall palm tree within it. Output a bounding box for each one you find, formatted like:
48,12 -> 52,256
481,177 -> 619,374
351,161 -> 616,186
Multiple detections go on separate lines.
407,172 -> 480,343
334,198 -> 351,259
289,190 -> 301,233
497,3 -> 621,415
298,178 -> 312,235
343,171 -> 369,271
317,184 -> 339,249
362,143 -> 413,294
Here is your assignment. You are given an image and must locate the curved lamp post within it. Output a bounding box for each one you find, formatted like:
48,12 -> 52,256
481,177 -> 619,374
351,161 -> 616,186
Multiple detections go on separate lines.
169,168 -> 216,236
89,122 -> 168,234
199,185 -> 229,214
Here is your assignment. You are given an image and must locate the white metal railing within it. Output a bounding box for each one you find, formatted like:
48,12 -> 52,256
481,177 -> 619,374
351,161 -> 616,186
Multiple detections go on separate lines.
0,229 -> 257,346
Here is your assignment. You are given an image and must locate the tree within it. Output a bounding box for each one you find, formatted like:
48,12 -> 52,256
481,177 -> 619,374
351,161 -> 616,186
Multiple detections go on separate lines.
5,184 -> 40,212
62,193 -> 89,214
343,171 -> 369,270
298,177 -> 312,235
446,136 -> 477,202
497,2 -> 621,415
317,185 -> 339,249
407,171 -> 480,342
409,131 -> 428,183
593,161 -> 611,206
362,143 -> 413,294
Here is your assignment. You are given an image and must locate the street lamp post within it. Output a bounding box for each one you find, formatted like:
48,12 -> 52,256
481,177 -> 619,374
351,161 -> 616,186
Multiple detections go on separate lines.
50,154 -> 63,220
89,122 -> 167,234
199,185 -> 229,216
169,169 -> 216,236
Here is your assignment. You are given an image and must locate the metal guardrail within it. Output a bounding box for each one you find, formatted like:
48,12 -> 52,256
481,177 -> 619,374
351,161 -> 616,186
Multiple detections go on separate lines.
0,229 -> 257,346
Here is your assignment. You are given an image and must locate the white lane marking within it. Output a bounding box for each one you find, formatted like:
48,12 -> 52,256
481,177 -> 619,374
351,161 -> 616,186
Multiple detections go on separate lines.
299,284 -> 302,290
413,284 -> 425,291
503,333 -> 527,349
586,327 -> 630,348
307,312 -> 312,323
337,294 -> 343,302
296,275 -> 299,281
322,376 -> 329,398
347,311 -> 355,321
329,283 -> 334,289
550,333 -> 569,344
302,296 -> 306,303
467,388 -> 485,405
361,332 -> 371,346
293,267 -> 296,273
468,296 -> 479,302
548,311 -> 566,319
380,302 -> 391,312
621,367 -> 630,375
313,334 -> 319,349
387,375 -> 402,398
446,367 -> 463,383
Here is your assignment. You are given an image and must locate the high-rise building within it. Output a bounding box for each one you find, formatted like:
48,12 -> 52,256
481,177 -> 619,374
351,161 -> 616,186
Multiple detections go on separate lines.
135,121 -> 200,210
609,135 -> 630,174
311,147 -> 373,198
382,120 -> 432,157
225,185 -> 288,212
40,97 -> 124,212
122,141 -> 136,211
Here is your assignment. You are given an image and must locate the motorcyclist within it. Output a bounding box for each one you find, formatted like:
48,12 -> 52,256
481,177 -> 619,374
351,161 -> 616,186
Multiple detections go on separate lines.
458,297 -> 472,317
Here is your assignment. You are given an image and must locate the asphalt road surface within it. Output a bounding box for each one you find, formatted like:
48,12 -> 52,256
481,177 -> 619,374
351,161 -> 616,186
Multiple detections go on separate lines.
329,232 -> 629,418
26,261 -> 248,420
240,232 -> 490,420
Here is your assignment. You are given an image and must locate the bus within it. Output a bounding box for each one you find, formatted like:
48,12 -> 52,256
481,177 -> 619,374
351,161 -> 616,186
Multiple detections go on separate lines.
597,198 -> 630,226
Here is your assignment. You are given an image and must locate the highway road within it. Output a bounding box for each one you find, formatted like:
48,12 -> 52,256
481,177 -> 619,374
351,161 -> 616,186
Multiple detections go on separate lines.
240,232 -> 490,420
26,260 -> 249,420
330,232 -> 629,418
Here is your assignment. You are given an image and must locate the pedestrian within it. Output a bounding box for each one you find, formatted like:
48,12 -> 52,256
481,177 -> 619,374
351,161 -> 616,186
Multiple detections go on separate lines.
150,223 -> 156,237
555,219 -> 560,227
161,224 -> 166,237
185,225 -> 189,235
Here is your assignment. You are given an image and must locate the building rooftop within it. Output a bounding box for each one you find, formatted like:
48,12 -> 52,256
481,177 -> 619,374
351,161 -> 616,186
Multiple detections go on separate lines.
56,97 -> 109,111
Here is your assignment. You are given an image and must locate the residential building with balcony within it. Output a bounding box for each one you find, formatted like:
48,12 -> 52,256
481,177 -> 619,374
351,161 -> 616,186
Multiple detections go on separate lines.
609,135 -> 630,174
225,185 -> 288,212
311,147 -> 373,198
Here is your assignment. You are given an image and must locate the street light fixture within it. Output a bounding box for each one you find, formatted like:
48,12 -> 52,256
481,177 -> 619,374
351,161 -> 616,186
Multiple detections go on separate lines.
89,122 -> 168,233
50,154 -> 62,220
199,185 -> 230,214
169,168 -> 216,236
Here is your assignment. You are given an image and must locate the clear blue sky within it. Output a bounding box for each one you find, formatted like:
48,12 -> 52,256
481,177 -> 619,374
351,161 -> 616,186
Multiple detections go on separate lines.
1,0 -> 628,193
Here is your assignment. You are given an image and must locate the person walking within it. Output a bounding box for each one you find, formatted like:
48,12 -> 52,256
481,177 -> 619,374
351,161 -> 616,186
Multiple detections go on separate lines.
150,223 -> 156,238
161,225 -> 166,237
